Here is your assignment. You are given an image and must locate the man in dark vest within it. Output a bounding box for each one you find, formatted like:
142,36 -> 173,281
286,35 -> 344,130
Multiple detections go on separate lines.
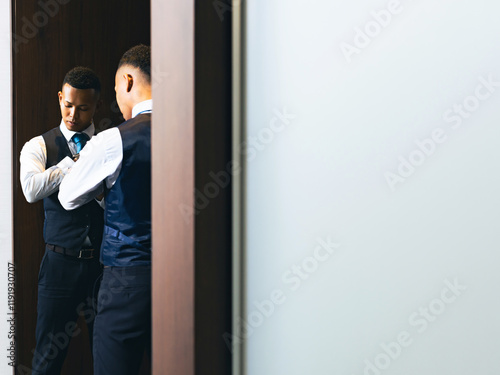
19,67 -> 104,374
59,45 -> 152,375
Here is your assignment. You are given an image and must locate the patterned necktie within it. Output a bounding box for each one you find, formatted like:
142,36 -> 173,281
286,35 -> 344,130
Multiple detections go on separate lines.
72,133 -> 90,154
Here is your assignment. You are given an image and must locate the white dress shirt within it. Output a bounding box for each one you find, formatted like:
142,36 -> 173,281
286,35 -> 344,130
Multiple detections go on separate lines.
20,121 -> 95,203
59,100 -> 152,210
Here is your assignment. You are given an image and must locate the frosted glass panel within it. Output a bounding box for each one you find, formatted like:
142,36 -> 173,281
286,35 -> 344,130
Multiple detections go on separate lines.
244,1 -> 500,374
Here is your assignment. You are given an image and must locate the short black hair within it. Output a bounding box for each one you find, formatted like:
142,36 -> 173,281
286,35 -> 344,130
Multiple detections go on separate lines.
118,44 -> 151,84
62,66 -> 101,95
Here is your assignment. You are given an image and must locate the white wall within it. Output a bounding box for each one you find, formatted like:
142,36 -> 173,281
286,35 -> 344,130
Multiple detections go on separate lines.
243,1 -> 500,374
0,0 -> 13,373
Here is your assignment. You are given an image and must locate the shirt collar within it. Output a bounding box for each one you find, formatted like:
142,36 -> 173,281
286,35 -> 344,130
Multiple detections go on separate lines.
59,120 -> 95,142
132,99 -> 153,118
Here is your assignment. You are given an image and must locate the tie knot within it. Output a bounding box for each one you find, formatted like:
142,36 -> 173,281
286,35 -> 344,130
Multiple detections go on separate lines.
72,133 -> 90,153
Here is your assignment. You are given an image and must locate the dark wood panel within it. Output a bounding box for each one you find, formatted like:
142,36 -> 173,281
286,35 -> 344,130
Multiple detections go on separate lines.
152,0 -> 232,374
12,1 -> 150,373
194,1 -> 233,374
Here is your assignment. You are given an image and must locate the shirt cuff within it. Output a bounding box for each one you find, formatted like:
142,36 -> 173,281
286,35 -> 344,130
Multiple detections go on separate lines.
56,156 -> 75,175
95,197 -> 106,209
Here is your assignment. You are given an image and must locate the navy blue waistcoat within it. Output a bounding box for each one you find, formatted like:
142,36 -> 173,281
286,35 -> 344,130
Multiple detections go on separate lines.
42,127 -> 104,250
100,114 -> 151,267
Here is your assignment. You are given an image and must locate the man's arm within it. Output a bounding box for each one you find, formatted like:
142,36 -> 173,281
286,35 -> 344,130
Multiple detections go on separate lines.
20,136 -> 73,203
59,128 -> 122,210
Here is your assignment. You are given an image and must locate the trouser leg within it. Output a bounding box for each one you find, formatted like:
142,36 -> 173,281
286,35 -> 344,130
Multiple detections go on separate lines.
93,266 -> 151,375
31,250 -> 81,375
79,258 -> 103,353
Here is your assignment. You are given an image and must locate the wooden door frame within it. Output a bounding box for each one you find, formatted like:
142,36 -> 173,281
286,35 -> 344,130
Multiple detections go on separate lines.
151,1 -> 234,374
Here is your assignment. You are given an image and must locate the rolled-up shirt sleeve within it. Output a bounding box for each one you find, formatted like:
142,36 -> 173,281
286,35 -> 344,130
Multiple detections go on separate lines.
59,128 -> 123,210
20,136 -> 74,203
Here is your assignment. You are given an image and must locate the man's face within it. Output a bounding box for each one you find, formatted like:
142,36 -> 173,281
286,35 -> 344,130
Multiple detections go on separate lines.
115,66 -> 132,120
58,84 -> 98,132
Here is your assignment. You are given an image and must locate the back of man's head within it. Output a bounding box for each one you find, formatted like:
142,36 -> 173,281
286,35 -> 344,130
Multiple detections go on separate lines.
62,66 -> 101,96
118,45 -> 151,85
